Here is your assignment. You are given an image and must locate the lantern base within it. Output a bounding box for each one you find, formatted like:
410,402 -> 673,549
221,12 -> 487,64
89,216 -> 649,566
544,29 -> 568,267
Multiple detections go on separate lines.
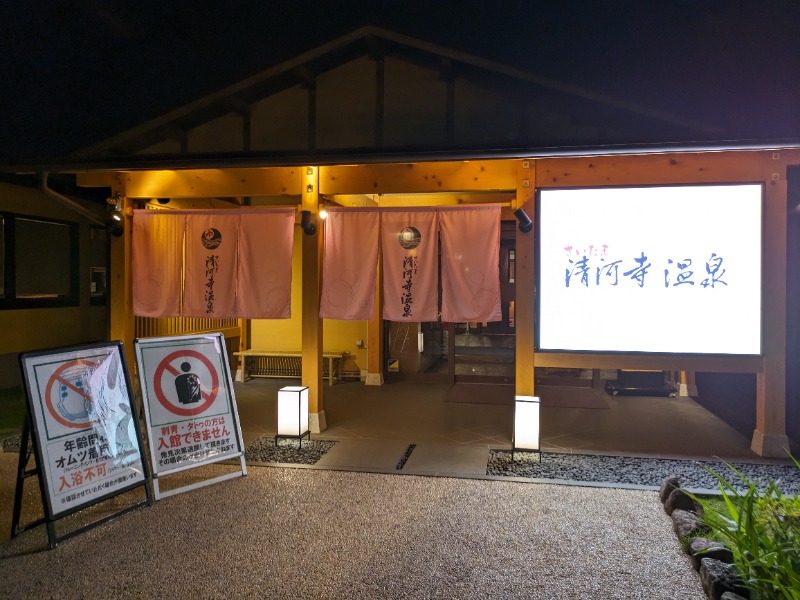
511,447 -> 542,462
275,430 -> 311,448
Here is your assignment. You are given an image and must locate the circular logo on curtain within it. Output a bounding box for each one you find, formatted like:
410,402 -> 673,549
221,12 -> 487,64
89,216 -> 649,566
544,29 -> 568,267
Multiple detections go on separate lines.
201,228 -> 222,249
398,227 -> 422,250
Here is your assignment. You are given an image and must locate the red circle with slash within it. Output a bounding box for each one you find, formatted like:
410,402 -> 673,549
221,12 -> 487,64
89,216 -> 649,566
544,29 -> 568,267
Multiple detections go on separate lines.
44,359 -> 98,429
153,350 -> 219,416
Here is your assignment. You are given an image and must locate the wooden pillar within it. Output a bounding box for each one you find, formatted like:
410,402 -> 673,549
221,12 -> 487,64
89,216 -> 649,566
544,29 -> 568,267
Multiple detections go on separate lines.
301,166 -> 326,432
366,257 -> 384,385
515,160 -> 536,397
236,318 -> 251,382
752,175 -> 790,456
592,369 -> 603,390
109,183 -> 135,376
677,370 -> 697,397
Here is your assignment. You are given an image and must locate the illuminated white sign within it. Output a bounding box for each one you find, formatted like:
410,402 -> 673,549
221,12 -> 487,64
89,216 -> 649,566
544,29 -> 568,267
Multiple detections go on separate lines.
537,184 -> 762,355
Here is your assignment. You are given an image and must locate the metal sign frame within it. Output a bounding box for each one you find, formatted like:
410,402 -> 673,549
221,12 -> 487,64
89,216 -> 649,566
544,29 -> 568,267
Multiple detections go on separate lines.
134,332 -> 247,500
12,341 -> 153,548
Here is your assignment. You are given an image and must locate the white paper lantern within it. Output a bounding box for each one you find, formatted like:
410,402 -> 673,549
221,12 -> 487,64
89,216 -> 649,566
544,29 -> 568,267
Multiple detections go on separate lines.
277,386 -> 310,443
513,395 -> 540,451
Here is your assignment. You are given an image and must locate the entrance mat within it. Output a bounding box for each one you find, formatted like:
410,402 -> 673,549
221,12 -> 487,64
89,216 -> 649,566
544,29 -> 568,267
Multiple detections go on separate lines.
445,383 -> 610,409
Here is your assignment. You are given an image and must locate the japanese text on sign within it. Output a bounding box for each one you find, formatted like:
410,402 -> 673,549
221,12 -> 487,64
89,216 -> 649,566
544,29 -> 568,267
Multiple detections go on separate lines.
563,244 -> 729,290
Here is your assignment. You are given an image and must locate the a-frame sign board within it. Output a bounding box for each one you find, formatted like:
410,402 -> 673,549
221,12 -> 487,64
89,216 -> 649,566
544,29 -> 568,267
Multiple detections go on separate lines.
135,333 -> 247,500
11,341 -> 153,549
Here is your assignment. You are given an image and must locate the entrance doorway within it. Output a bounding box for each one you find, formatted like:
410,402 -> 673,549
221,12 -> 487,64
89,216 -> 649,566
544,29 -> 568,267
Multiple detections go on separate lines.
453,227 -> 516,382
383,221 -> 517,384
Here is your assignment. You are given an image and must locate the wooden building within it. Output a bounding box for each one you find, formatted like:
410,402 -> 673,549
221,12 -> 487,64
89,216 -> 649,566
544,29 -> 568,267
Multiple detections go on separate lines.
2,27 -> 798,456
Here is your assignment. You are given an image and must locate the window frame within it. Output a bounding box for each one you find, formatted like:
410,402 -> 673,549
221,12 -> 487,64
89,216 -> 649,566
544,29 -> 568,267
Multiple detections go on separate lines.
0,211 -> 80,309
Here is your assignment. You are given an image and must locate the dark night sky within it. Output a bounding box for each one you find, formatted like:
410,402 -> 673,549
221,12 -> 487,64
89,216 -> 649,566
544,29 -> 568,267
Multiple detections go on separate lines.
2,0 -> 799,160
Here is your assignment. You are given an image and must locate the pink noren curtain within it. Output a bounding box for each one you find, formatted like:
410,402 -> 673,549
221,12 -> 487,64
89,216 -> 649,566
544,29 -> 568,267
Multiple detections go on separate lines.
132,210 -> 184,317
320,209 -> 379,320
183,212 -> 239,317
237,209 -> 295,318
381,209 -> 439,322
440,205 -> 502,322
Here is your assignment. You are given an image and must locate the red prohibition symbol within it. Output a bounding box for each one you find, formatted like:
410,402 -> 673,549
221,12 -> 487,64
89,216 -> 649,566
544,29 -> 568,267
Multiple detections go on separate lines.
44,359 -> 98,429
153,349 -> 219,417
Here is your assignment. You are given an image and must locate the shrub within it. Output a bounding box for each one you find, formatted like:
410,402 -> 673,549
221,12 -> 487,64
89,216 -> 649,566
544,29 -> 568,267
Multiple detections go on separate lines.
690,457 -> 800,599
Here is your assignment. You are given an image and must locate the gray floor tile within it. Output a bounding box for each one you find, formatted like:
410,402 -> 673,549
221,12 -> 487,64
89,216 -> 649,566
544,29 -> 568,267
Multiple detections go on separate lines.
315,439 -> 411,471
400,443 -> 490,477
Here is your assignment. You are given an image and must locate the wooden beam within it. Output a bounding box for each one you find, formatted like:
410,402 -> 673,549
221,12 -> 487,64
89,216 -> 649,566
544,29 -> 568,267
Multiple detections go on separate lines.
118,167 -> 303,198
327,192 -> 512,207
373,192 -> 513,207
320,160 -> 517,195
534,150 -> 800,187
326,194 -> 379,208
534,352 -> 763,373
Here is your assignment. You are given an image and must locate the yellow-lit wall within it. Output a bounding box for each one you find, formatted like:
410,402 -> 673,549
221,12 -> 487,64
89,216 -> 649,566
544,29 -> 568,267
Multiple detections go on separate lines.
0,182 -> 108,386
249,225 -> 368,375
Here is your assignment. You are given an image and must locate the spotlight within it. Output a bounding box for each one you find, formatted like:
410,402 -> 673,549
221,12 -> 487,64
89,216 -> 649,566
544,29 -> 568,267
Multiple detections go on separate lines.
514,208 -> 532,233
106,219 -> 124,237
300,210 -> 316,236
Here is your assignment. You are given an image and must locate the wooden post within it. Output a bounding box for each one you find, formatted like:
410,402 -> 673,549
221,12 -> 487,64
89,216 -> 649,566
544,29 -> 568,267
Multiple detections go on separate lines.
237,318 -> 250,382
752,173 -> 790,456
515,160 -> 536,398
301,166 -> 326,432
366,257 -> 384,385
109,182 -> 135,375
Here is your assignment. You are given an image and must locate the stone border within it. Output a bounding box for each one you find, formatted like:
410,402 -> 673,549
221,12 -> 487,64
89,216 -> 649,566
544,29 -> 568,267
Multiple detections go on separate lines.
659,477 -> 749,600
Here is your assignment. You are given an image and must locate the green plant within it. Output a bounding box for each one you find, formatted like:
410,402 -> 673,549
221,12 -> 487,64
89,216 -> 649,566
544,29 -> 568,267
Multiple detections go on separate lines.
0,385 -> 26,433
689,457 -> 800,600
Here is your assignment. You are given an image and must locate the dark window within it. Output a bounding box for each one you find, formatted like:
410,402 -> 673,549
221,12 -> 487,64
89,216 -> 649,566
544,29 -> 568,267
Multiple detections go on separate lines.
0,212 -> 79,309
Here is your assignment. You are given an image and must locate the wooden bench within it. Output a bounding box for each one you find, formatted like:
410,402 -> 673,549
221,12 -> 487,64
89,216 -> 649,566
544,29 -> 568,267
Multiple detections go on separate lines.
234,350 -> 348,385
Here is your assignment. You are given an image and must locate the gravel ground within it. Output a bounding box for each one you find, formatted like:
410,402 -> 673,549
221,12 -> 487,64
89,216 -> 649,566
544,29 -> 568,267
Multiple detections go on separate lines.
245,436 -> 336,465
4,437 -> 795,599
487,450 -> 800,493
0,459 -> 705,600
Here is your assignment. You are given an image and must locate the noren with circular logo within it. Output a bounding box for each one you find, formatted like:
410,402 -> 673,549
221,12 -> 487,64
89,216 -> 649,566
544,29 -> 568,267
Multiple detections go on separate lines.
398,226 -> 422,250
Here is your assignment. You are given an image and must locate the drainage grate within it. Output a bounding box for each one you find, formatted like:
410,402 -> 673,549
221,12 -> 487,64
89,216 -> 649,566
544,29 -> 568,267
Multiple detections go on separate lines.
395,444 -> 416,470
